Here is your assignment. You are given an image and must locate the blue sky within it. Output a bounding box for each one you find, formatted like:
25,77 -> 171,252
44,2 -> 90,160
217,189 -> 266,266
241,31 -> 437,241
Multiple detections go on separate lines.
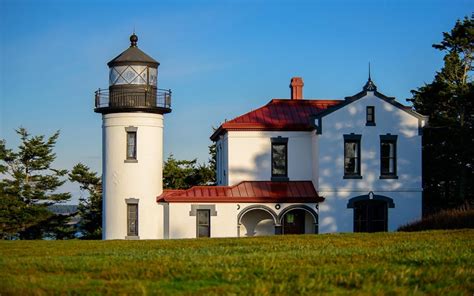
0,0 -> 472,202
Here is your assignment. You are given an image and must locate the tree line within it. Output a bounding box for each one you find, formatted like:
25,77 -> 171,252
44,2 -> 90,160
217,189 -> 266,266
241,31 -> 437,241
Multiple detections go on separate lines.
0,128 -> 216,240
409,15 -> 473,214
0,16 -> 472,239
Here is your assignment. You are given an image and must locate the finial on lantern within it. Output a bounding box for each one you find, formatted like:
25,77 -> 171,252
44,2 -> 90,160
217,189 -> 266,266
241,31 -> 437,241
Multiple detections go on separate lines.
130,33 -> 138,47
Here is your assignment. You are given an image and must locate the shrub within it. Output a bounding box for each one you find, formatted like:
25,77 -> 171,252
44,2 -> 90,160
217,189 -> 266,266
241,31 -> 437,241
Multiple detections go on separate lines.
398,205 -> 474,231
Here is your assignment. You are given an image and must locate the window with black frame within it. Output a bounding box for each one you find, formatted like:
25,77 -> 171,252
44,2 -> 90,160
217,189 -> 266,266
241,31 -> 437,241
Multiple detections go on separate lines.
366,106 -> 375,126
344,134 -> 362,178
271,137 -> 288,181
380,135 -> 398,178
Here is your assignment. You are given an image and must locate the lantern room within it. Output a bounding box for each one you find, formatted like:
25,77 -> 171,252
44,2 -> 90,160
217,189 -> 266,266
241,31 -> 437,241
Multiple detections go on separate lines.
94,34 -> 171,114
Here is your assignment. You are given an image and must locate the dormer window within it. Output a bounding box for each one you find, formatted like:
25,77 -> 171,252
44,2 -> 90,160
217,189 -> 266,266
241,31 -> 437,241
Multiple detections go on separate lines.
366,106 -> 375,126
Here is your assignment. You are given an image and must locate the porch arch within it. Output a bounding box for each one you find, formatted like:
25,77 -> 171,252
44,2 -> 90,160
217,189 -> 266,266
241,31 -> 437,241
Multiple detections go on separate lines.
347,194 -> 395,208
237,205 -> 279,237
237,205 -> 278,225
347,193 -> 394,233
278,205 -> 319,234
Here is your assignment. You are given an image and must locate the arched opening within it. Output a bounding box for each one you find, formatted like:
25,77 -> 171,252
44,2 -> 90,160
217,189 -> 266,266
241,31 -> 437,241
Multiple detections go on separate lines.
279,206 -> 318,235
238,206 -> 278,237
348,194 -> 394,233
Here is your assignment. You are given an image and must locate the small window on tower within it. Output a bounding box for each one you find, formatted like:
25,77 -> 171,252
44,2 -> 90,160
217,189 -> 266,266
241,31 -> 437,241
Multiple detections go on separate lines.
127,203 -> 138,237
366,106 -> 375,126
126,131 -> 137,160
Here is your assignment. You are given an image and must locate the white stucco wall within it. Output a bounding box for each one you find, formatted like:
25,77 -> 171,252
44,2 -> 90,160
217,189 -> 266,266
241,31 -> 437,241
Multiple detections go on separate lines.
102,113 -> 164,240
226,131 -> 313,186
164,202 -> 319,239
317,92 -> 423,233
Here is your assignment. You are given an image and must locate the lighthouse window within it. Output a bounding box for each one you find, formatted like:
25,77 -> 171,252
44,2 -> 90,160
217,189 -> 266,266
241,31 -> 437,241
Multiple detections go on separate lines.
127,204 -> 139,237
126,131 -> 137,160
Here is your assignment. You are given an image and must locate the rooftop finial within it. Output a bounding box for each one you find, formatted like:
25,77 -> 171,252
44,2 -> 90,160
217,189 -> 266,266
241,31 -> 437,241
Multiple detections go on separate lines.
368,62 -> 371,81
363,62 -> 377,91
130,33 -> 138,47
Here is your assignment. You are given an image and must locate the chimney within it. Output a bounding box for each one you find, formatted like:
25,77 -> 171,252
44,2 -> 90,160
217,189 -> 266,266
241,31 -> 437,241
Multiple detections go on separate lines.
290,77 -> 304,100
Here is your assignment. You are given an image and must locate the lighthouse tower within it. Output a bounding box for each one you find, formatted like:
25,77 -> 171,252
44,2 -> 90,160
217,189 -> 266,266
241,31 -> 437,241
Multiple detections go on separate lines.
95,34 -> 171,239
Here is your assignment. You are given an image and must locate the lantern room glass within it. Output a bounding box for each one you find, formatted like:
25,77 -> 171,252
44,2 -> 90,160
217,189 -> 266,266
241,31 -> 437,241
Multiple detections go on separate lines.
109,65 -> 157,86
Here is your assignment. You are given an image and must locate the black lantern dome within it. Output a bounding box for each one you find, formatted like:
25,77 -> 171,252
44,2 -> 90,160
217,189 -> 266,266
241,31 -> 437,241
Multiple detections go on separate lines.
94,34 -> 171,114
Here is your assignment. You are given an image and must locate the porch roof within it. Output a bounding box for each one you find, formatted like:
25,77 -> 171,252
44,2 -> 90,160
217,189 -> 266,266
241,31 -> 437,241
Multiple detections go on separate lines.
157,181 -> 324,203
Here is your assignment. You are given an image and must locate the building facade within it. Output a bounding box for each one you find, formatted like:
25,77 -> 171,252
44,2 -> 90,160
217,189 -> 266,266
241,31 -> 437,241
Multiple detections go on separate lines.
96,36 -> 427,239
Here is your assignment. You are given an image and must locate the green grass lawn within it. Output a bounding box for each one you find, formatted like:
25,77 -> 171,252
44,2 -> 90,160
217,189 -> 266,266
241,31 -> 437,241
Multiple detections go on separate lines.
0,230 -> 473,295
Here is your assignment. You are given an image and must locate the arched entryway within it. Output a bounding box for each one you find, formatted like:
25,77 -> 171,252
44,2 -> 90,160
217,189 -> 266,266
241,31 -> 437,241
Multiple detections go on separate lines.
238,206 -> 278,237
278,205 -> 319,235
347,194 -> 395,232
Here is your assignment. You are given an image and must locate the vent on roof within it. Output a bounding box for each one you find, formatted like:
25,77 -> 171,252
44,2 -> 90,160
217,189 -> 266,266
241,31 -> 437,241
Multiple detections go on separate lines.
290,77 -> 304,100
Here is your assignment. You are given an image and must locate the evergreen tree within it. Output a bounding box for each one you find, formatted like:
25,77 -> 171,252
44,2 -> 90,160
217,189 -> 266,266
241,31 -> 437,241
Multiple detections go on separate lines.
163,154 -> 215,189
410,16 -> 473,213
0,128 -> 72,239
69,163 -> 102,239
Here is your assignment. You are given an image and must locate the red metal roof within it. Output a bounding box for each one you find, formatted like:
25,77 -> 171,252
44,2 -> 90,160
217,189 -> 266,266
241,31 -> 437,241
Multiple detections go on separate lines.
157,181 -> 323,203
211,99 -> 342,140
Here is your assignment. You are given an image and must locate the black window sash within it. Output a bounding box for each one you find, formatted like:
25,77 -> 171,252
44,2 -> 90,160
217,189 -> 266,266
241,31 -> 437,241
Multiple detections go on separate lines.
343,134 -> 361,177
366,106 -> 375,124
380,135 -> 397,176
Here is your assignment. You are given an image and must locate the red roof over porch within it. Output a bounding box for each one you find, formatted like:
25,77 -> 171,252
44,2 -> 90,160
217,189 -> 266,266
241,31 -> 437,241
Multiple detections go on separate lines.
157,181 -> 324,203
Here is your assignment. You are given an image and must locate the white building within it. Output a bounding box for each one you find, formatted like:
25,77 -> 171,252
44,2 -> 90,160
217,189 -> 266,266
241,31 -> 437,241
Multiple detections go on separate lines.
95,35 -> 427,239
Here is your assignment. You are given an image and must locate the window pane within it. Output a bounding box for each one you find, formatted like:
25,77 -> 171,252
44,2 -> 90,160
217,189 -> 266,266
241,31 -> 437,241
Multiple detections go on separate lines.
272,144 -> 287,176
345,142 -> 356,158
381,141 -> 396,175
127,132 -> 137,159
381,157 -> 390,174
344,141 -> 359,174
149,68 -> 157,86
345,158 -> 356,173
366,107 -> 375,123
127,204 -> 138,236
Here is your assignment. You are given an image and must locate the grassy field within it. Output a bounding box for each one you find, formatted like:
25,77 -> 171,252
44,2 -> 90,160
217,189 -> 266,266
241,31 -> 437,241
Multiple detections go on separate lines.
0,230 -> 473,295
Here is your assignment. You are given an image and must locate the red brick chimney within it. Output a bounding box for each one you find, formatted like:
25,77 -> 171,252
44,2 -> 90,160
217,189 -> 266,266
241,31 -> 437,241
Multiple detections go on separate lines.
290,77 -> 304,100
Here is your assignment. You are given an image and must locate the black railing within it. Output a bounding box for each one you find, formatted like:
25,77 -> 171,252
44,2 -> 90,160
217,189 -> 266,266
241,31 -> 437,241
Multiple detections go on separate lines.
94,88 -> 172,110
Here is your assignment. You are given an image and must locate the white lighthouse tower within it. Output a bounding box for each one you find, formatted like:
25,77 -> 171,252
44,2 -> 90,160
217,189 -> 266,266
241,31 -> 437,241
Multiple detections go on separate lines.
95,34 -> 171,239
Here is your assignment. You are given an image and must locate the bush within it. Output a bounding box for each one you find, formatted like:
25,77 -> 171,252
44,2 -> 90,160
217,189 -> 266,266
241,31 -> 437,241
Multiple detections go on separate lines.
398,205 -> 474,231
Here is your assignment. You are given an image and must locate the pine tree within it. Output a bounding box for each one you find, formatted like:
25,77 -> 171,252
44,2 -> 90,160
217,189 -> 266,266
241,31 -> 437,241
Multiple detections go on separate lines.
0,128 -> 72,239
163,154 -> 215,189
410,15 -> 473,213
69,163 -> 102,239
